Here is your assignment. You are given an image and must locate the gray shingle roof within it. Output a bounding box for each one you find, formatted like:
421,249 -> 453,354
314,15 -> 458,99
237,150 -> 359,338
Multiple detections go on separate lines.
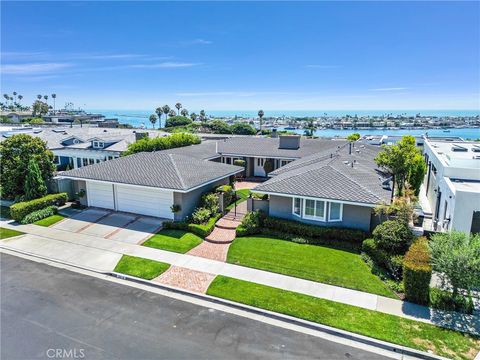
217,137 -> 347,159
254,143 -> 392,205
157,141 -> 220,160
60,153 -> 242,191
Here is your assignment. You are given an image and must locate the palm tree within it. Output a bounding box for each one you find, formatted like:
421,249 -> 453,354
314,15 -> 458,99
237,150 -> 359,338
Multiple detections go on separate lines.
175,102 -> 182,115
258,110 -> 265,131
199,110 -> 206,124
37,94 -> 42,100
3,94 -> 9,106
51,94 -> 57,114
162,105 -> 171,122
155,106 -> 163,129
149,114 -> 157,129
43,95 -> 48,104
181,108 -> 188,117
18,95 -> 23,103
168,109 -> 176,117
190,112 -> 197,121
12,91 -> 17,102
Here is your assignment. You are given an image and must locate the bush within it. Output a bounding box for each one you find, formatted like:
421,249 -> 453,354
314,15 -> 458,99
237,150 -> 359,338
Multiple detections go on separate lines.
216,185 -> 235,206
201,193 -> 219,214
263,217 -> 367,245
20,205 -> 58,224
403,237 -> 432,305
362,238 -> 404,279
372,220 -> 413,255
233,159 -> 246,168
165,116 -> 192,128
231,123 -> 256,135
188,213 -> 222,237
124,133 -> 201,155
236,211 -> 266,236
191,207 -> 211,224
10,193 -> 68,222
429,288 -> 474,314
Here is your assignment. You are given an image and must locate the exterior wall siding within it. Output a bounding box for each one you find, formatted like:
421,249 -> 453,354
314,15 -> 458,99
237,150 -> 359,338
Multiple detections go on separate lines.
268,194 -> 373,231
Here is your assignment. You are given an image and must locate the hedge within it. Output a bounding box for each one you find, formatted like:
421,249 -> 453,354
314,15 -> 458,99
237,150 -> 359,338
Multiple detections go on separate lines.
362,238 -> 404,279
163,213 -> 222,238
403,237 -> 432,305
263,217 -> 367,245
10,193 -> 68,221
21,205 -> 58,224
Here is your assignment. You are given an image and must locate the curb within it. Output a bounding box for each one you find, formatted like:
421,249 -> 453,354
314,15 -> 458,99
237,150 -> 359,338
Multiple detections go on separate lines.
0,245 -> 449,360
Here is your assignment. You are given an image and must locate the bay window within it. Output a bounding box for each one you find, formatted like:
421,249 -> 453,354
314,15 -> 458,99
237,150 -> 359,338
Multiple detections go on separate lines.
303,199 -> 326,221
328,202 -> 343,222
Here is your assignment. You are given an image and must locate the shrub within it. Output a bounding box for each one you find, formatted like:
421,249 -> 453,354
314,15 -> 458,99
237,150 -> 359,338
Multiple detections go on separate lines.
362,238 -> 404,279
216,185 -> 234,206
292,237 -> 308,244
263,217 -> 367,245
21,205 -> 58,224
236,210 -> 266,236
233,159 -> 246,168
231,123 -> 256,135
170,204 -> 181,213
10,193 -> 68,222
188,213 -> 222,237
191,207 -> 211,224
429,288 -> 474,314
165,116 -> 192,128
124,133 -> 201,155
372,220 -> 413,255
403,237 -> 432,305
201,193 -> 219,214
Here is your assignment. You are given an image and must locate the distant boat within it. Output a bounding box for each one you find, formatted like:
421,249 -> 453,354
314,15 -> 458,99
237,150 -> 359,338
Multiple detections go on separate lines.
443,130 -> 451,133
284,126 -> 296,130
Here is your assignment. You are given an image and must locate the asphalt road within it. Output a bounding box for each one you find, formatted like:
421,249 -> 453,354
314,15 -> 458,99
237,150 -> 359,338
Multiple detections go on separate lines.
1,253 -> 388,360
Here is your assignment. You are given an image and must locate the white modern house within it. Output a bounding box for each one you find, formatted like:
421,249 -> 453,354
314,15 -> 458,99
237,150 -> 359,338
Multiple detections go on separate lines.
422,138 -> 480,233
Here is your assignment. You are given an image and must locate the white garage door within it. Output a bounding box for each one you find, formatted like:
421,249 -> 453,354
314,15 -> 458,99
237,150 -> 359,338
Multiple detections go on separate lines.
87,182 -> 114,209
116,184 -> 173,219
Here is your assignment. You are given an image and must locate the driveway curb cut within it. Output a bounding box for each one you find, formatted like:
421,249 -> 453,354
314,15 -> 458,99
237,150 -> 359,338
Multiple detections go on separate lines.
0,245 -> 448,360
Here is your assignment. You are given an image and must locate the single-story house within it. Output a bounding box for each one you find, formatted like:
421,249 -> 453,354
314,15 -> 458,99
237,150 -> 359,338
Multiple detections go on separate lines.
252,141 -> 393,231
58,152 -> 242,220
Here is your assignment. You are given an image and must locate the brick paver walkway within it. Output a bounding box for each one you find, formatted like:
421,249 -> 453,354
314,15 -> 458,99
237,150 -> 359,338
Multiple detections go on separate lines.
153,266 -> 215,294
235,181 -> 261,190
187,241 -> 231,262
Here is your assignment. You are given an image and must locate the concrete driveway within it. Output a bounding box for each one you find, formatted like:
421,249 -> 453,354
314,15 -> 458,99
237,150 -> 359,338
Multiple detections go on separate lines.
52,208 -> 164,244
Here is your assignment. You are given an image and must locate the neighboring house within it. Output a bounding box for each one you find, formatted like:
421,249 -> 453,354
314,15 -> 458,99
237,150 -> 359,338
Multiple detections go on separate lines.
58,153 -> 242,220
253,141 -> 393,232
0,111 -> 33,122
422,138 -> 480,233
0,127 -> 167,170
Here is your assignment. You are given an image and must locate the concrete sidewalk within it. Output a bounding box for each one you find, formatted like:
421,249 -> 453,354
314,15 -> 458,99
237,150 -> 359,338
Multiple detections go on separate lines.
1,220 -> 478,335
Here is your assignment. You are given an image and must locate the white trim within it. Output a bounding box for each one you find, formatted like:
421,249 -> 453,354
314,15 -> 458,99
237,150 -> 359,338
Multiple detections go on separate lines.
303,199 -> 326,221
328,202 -> 343,222
253,190 -> 378,208
292,197 -> 302,217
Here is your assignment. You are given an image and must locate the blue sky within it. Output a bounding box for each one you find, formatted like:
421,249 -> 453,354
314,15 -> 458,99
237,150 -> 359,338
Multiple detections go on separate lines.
1,1 -> 479,111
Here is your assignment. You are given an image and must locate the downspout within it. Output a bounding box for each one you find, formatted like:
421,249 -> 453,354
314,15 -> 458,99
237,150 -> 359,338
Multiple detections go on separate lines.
425,161 -> 431,196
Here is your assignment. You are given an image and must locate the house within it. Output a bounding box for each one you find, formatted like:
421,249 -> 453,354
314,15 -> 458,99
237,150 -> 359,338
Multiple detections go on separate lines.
0,111 -> 33,122
422,138 -> 480,233
252,141 -> 392,231
58,152 -> 242,220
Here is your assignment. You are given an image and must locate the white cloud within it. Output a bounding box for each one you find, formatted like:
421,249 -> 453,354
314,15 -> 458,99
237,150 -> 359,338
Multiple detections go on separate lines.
1,63 -> 73,74
370,87 -> 408,91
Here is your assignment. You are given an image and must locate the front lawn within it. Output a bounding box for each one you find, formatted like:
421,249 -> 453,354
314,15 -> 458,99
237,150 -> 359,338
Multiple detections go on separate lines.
207,276 -> 480,360
142,229 -> 203,253
33,215 -> 65,227
0,227 -> 24,239
113,255 -> 170,280
227,235 -> 395,298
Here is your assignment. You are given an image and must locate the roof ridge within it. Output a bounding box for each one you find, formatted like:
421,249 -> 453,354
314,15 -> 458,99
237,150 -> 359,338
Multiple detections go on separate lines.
329,164 -> 382,202
167,153 -> 187,189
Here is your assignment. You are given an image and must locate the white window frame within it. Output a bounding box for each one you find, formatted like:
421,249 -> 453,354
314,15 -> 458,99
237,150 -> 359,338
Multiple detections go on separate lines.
280,159 -> 292,167
303,199 -> 326,221
292,197 -> 302,217
53,155 -> 61,165
93,141 -> 104,149
328,202 -> 343,222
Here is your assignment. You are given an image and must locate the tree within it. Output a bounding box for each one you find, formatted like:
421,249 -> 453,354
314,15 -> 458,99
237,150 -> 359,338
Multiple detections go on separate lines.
258,110 -> 265,131
168,109 -> 176,117
0,134 -> 55,199
162,105 -> 171,123
429,232 -> 480,297
13,91 -> 17,102
263,158 -> 274,175
347,132 -> 361,141
231,122 -> 256,135
149,114 -> 157,129
43,95 -> 49,104
304,119 -> 317,137
155,107 -> 163,129
32,100 -> 49,117
408,153 -> 427,196
375,135 -> 420,196
208,120 -> 232,134
190,112 -> 197,121
37,94 -> 42,100
51,93 -> 57,114
123,133 -> 201,155
24,158 -> 48,200
199,110 -> 206,124
175,102 -> 182,115
165,115 -> 192,128
181,108 -> 189,117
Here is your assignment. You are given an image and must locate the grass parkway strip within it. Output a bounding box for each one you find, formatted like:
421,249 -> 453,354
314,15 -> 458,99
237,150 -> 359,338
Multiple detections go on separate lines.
114,255 -> 170,280
142,229 -> 203,253
0,227 -> 24,239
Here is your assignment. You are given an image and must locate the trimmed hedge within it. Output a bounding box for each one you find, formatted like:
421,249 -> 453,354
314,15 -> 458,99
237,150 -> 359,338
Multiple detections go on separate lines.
10,193 -> 68,221
163,213 -> 222,238
263,217 -> 367,245
362,238 -> 404,279
403,237 -> 432,305
21,205 -> 58,224
372,220 -> 414,255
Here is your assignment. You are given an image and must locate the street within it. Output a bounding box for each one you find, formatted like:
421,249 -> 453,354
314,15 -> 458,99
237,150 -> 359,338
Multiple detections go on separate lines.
1,253 -> 387,360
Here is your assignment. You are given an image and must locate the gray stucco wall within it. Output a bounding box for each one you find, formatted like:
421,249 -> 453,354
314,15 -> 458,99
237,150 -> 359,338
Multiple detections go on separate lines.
268,195 -> 373,231
173,178 -> 229,221
73,180 -> 88,206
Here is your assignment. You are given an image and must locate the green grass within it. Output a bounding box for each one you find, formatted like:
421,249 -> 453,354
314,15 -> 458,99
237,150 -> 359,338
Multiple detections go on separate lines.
226,189 -> 251,210
142,229 -> 203,253
0,206 -> 11,219
33,215 -> 65,227
113,255 -> 170,280
207,276 -> 480,360
227,235 -> 395,298
0,227 -> 24,239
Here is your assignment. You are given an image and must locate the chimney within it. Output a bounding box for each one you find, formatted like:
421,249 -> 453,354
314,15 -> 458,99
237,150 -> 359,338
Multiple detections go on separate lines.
279,135 -> 301,149
135,132 -> 148,141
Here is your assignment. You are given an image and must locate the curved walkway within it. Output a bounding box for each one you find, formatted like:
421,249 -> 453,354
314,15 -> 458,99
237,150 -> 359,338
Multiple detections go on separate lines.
1,220 -> 478,335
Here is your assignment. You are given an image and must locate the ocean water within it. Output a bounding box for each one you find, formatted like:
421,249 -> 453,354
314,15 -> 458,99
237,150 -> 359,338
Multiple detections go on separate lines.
89,109 -> 480,139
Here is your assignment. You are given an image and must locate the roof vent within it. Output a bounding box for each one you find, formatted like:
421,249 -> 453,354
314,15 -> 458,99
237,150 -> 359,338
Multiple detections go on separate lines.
279,135 -> 301,149
472,145 -> 480,153
452,144 -> 468,152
